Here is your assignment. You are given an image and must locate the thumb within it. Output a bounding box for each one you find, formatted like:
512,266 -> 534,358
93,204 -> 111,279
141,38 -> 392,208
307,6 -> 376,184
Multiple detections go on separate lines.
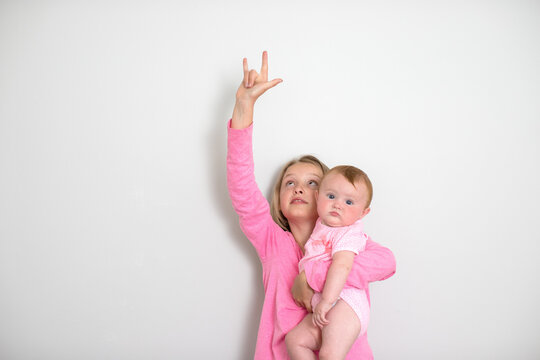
250,78 -> 283,101
321,311 -> 330,325
261,78 -> 283,92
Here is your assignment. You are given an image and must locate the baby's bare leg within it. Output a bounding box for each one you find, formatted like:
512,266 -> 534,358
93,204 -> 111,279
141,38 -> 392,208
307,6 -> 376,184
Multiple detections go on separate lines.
285,313 -> 321,360
319,300 -> 361,360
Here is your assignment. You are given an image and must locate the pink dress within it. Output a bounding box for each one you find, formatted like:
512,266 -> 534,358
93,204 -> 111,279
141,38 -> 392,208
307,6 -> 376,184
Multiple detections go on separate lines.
227,120 -> 396,359
299,218 -> 371,336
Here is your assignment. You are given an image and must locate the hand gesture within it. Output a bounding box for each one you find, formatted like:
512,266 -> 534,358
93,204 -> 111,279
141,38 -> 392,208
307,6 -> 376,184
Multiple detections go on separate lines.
235,51 -> 282,106
312,300 -> 332,328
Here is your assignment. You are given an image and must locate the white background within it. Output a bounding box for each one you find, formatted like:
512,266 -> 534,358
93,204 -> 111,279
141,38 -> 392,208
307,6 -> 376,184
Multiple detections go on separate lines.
1,1 -> 539,359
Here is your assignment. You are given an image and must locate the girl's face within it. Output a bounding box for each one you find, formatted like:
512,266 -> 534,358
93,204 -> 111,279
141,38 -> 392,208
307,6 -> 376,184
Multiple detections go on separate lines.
316,172 -> 370,227
279,162 -> 323,225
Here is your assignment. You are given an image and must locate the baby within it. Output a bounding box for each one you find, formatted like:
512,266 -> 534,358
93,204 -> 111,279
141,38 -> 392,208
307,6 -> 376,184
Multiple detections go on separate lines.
286,165 -> 373,360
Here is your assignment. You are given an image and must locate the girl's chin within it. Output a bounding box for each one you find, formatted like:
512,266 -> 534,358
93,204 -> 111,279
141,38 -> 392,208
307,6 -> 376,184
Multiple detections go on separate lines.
283,210 -> 318,223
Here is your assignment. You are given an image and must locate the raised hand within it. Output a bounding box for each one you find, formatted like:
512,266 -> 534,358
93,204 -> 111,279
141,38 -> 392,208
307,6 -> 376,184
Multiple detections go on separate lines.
231,51 -> 282,129
235,51 -> 283,106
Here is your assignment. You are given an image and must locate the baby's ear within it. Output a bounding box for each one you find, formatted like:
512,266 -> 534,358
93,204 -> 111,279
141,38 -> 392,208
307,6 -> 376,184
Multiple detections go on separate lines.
362,207 -> 371,218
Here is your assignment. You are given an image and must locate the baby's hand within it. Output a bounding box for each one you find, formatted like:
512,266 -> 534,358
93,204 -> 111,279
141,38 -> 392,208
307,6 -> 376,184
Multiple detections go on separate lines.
312,300 -> 333,328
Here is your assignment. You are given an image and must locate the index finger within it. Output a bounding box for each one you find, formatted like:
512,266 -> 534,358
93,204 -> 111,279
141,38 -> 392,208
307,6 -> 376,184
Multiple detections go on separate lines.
260,51 -> 268,79
243,58 -> 249,87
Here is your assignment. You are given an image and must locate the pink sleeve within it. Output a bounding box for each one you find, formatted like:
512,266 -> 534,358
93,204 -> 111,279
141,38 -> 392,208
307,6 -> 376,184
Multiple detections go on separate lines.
304,237 -> 396,292
227,120 -> 281,260
331,228 -> 368,256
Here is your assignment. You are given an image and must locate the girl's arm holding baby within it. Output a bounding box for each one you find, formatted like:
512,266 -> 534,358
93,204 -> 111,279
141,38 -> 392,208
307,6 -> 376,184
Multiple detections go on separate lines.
307,238 -> 396,292
292,239 -> 396,312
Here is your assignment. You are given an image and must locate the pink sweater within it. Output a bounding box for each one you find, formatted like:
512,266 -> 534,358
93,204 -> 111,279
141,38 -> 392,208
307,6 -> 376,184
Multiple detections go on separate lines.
227,121 -> 396,359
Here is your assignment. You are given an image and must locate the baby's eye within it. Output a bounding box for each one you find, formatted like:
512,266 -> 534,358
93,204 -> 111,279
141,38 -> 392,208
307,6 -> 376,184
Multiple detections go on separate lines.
327,194 -> 335,199
346,200 -> 353,205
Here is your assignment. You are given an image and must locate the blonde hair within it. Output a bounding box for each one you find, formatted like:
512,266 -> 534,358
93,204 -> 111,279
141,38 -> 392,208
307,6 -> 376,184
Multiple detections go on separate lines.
325,165 -> 373,208
270,155 -> 329,231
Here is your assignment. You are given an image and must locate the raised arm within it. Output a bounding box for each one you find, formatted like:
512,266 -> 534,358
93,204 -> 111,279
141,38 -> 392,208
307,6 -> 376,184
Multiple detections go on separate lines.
303,238 -> 396,293
227,52 -> 284,258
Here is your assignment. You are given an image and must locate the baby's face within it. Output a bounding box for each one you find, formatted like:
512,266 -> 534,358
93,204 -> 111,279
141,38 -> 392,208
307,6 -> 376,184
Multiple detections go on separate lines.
316,172 -> 370,227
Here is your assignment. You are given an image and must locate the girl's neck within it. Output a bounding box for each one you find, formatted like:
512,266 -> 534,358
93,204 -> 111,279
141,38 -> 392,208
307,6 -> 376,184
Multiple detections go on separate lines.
289,220 -> 317,252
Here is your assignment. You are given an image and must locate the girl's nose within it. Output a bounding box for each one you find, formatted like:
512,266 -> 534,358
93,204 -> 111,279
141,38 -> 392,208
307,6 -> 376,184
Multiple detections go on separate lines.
294,185 -> 304,194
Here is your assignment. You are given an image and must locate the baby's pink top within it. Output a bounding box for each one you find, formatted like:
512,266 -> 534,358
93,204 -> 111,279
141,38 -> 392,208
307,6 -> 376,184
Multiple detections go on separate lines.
227,120 -> 396,360
299,218 -> 368,273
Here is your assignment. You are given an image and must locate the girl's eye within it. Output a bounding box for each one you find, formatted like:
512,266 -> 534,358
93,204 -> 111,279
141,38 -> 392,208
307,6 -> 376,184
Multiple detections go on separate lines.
327,194 -> 335,199
286,181 -> 294,187
346,200 -> 353,205
308,180 -> 318,187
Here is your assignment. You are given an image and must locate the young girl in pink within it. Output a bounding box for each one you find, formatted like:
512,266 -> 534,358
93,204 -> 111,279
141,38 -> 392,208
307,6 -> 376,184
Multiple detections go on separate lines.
228,51 -> 396,359
286,166 -> 374,359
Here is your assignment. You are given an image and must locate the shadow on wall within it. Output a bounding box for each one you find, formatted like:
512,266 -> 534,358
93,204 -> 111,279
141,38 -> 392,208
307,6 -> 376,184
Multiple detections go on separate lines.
207,78 -> 264,359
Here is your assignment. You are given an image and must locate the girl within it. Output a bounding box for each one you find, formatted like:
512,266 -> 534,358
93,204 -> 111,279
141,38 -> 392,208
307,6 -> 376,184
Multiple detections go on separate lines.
227,51 -> 396,359
286,166 -> 374,360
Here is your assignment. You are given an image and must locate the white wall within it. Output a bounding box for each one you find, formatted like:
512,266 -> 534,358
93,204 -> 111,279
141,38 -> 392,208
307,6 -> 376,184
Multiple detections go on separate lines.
1,1 -> 539,359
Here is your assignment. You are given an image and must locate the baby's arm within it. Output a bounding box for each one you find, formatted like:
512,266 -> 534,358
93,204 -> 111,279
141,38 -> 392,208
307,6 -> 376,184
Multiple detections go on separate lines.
312,250 -> 355,328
